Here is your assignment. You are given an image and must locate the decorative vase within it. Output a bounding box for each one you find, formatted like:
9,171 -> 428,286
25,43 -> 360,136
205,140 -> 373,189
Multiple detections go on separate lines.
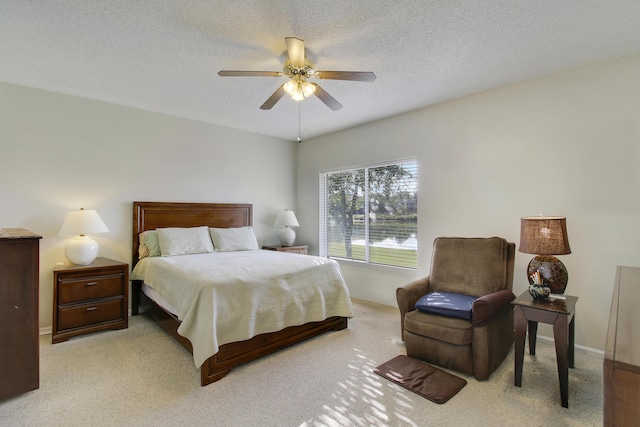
527,255 -> 568,295
528,284 -> 551,301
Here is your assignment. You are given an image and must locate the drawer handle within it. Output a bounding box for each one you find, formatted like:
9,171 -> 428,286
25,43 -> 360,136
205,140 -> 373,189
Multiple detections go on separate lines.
86,307 -> 98,312
86,282 -> 98,286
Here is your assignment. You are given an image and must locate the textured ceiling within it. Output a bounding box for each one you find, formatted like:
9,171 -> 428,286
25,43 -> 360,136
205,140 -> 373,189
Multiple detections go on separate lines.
2,1 -> 640,141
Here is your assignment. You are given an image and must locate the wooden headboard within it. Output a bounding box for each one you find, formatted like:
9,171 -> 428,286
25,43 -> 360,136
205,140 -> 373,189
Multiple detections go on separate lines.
132,202 -> 252,268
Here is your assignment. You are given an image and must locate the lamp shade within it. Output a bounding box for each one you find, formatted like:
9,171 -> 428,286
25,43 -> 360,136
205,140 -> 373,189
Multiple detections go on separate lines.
518,216 -> 571,255
273,210 -> 300,228
58,208 -> 109,237
58,208 -> 108,265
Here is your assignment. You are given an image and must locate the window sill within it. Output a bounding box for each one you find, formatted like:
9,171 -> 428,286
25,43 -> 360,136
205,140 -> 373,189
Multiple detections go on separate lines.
330,257 -> 417,274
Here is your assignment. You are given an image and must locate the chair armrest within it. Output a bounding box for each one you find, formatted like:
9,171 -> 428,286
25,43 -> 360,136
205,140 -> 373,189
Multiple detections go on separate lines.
472,289 -> 515,326
396,276 -> 430,338
397,276 -> 431,313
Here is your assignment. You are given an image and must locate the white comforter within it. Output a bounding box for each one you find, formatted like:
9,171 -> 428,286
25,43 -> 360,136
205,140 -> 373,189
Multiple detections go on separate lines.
131,250 -> 354,367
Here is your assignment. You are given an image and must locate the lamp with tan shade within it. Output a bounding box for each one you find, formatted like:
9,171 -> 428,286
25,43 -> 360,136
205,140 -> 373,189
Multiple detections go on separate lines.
519,215 -> 571,300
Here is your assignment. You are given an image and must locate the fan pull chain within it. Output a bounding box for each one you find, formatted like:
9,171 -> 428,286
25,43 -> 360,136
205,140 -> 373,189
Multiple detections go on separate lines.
296,102 -> 302,143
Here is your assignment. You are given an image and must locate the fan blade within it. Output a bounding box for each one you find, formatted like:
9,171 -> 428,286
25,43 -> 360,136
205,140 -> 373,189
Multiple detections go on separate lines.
285,37 -> 305,68
313,84 -> 343,111
316,71 -> 376,82
260,84 -> 286,110
218,70 -> 281,77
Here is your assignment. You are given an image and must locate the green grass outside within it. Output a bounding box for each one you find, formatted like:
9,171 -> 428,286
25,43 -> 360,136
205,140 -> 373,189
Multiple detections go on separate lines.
328,242 -> 417,269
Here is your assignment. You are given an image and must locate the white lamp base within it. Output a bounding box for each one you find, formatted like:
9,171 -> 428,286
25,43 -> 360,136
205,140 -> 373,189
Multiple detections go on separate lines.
65,235 -> 99,265
278,227 -> 296,247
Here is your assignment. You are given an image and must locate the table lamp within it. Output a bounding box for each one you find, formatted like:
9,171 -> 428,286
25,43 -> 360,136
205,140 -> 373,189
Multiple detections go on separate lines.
273,209 -> 299,247
519,215 -> 571,298
58,208 -> 109,265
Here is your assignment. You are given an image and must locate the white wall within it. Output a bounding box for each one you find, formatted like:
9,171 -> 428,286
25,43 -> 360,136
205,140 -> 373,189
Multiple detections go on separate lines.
296,53 -> 640,351
0,83 -> 295,331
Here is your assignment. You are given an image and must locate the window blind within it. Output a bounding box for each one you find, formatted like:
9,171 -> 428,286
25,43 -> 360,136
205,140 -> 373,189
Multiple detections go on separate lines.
320,159 -> 418,269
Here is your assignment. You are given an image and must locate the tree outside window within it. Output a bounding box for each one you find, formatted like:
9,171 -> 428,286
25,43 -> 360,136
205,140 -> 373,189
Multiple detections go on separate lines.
320,160 -> 417,269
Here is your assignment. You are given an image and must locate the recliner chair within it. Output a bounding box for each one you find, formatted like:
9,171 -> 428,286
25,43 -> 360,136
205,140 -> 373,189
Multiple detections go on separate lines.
396,237 -> 515,380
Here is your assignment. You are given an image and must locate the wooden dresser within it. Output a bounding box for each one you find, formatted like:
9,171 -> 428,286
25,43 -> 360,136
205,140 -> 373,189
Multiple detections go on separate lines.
0,228 -> 41,400
604,265 -> 640,426
52,258 -> 128,343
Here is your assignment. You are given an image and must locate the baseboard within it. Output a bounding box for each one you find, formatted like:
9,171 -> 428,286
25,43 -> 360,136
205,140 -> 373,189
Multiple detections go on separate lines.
536,334 -> 604,359
38,309 -> 606,360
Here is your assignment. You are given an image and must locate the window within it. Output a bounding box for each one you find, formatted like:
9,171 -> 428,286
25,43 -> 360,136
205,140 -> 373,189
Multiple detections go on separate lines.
320,159 -> 418,269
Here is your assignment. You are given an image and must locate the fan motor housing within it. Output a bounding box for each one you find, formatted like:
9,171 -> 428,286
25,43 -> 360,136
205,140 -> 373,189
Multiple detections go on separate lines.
283,59 -> 315,79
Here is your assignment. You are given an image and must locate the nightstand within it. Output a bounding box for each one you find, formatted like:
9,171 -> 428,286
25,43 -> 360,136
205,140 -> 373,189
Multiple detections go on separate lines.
52,257 -> 129,344
512,291 -> 578,408
262,245 -> 308,255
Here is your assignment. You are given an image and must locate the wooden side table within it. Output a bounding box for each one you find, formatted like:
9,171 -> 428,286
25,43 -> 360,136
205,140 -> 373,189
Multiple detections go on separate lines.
52,257 -> 129,343
512,291 -> 578,408
262,245 -> 308,255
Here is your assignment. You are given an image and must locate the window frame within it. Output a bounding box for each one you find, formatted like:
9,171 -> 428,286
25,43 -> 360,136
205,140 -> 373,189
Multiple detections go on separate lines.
319,158 -> 418,269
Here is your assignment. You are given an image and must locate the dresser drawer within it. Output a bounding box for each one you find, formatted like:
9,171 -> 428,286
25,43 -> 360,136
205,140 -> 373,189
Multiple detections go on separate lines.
58,273 -> 124,304
57,298 -> 124,331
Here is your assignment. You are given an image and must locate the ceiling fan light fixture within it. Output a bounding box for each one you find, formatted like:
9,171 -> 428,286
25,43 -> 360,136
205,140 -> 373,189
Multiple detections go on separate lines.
290,89 -> 305,101
283,77 -> 315,101
283,79 -> 298,96
301,81 -> 316,97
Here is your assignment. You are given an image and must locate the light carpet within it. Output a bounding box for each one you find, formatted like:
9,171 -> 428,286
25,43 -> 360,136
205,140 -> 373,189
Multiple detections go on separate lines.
0,299 -> 603,426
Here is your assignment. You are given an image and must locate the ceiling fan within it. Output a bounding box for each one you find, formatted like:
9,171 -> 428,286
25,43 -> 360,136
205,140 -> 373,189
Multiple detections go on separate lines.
218,37 -> 376,111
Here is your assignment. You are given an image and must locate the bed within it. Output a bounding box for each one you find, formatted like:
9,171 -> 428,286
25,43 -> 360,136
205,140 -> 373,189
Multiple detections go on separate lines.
130,201 -> 353,386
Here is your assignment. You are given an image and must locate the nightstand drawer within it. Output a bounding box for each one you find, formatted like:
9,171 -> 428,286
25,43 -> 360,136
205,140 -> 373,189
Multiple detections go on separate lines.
283,246 -> 307,254
262,245 -> 308,254
57,298 -> 124,331
57,273 -> 125,304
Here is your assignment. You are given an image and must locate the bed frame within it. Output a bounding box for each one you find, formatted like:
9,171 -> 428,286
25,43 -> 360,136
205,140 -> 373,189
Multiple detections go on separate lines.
131,201 -> 348,386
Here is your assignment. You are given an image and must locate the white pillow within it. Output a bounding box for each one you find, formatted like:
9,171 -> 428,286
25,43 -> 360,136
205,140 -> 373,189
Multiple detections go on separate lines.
156,226 -> 214,256
209,226 -> 259,252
